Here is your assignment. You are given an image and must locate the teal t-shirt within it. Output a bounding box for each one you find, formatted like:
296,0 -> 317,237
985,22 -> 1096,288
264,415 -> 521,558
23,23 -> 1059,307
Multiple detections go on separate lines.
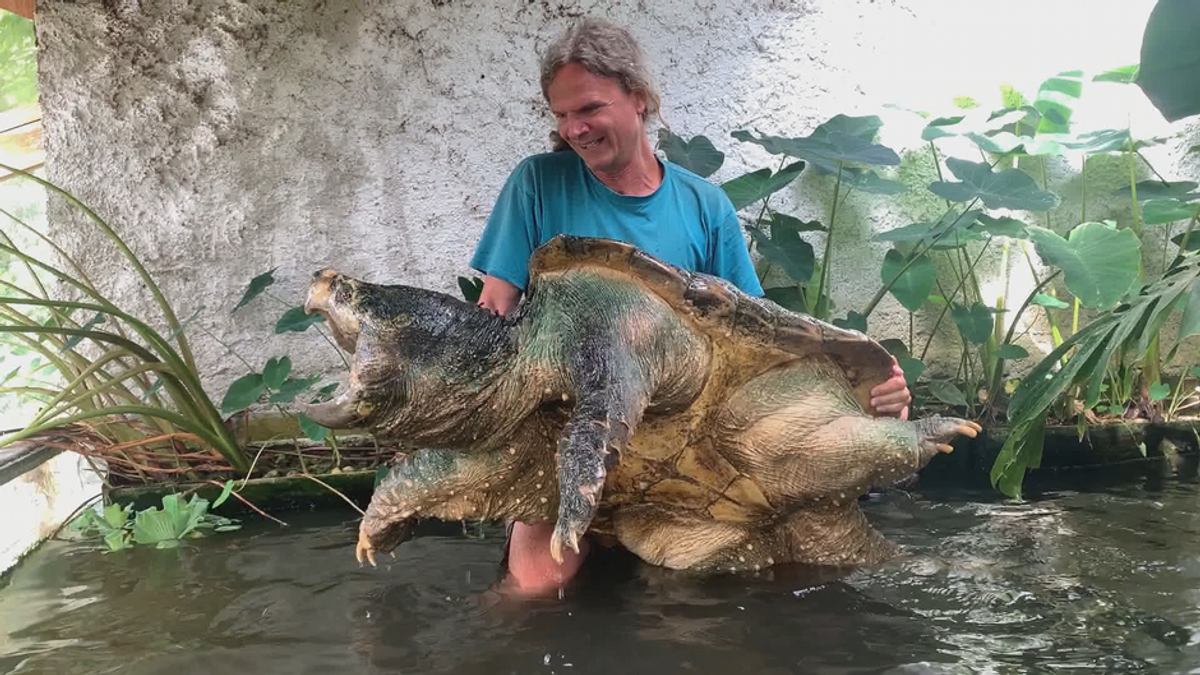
470,151 -> 764,296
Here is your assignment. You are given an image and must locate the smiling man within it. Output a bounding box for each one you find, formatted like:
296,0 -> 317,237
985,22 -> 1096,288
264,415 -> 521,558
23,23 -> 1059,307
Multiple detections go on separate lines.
469,18 -> 912,596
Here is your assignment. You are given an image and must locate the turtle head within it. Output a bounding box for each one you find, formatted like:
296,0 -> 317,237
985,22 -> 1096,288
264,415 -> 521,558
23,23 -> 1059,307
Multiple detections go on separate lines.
298,268 -> 514,436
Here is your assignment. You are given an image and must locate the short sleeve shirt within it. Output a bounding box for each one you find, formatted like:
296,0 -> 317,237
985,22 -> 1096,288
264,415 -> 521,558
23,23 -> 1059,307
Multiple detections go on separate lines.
470,151 -> 763,296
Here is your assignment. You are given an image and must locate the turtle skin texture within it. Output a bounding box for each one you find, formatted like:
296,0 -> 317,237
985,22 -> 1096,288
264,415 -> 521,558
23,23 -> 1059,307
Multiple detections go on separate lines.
300,235 -> 981,572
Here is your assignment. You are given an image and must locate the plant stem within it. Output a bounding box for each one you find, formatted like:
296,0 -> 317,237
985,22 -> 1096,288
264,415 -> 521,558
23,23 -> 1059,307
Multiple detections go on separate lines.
988,269 -> 1064,407
199,325 -> 256,372
815,162 -> 845,320
862,198 -> 981,317
920,239 -> 992,361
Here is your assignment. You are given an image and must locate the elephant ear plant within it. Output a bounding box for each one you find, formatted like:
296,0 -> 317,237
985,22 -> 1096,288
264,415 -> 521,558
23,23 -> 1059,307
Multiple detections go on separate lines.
0,164 -> 249,475
659,113 -> 905,321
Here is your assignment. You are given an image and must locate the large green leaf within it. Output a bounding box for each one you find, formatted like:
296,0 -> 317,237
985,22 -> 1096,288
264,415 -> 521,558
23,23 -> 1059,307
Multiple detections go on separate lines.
1178,280 -> 1200,341
897,356 -> 926,386
951,302 -> 994,344
1026,222 -> 1141,309
965,131 -> 1028,155
233,268 -> 277,313
1031,293 -> 1070,309
132,494 -> 207,548
837,167 -> 908,195
1009,313 -> 1121,422
1111,180 -> 1199,201
457,276 -> 484,303
975,214 -> 1030,239
298,413 -> 330,443
930,158 -> 1060,211
764,287 -> 807,313
873,209 -> 981,247
720,162 -> 806,210
1062,128 -> 1134,154
929,380 -> 968,407
1033,70 -> 1083,135
991,415 -> 1046,498
732,115 -> 900,173
262,356 -> 291,390
747,221 -> 815,283
1171,231 -> 1200,252
221,373 -> 265,415
764,212 -> 826,232
269,374 -> 322,403
1136,0 -> 1200,121
996,343 -> 1029,359
792,115 -> 901,172
881,250 -> 936,312
1144,199 -> 1197,224
921,115 -> 965,141
1093,65 -> 1140,83
657,129 -> 725,178
832,310 -> 867,333
275,306 -> 325,333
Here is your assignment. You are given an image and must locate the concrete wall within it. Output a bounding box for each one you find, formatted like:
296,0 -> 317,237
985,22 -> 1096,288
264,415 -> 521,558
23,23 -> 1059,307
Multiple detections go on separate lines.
31,0 -> 1200,404
0,449 -> 104,576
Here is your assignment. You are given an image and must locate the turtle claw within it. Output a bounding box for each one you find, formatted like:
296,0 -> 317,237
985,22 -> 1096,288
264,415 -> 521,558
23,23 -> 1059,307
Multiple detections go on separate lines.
957,421 -> 983,438
356,529 -> 377,567
549,521 -> 583,565
917,416 -> 984,464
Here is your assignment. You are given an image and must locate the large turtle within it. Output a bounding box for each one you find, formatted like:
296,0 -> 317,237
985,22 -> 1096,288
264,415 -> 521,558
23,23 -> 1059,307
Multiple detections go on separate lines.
300,235 -> 980,572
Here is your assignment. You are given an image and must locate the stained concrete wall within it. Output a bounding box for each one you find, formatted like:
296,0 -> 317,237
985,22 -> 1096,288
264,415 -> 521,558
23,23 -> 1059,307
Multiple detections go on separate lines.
31,0 -> 1200,405
0,449 -> 104,576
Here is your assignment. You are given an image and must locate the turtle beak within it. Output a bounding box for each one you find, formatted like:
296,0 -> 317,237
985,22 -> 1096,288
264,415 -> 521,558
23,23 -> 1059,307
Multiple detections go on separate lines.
296,387 -> 369,429
306,269 -> 360,354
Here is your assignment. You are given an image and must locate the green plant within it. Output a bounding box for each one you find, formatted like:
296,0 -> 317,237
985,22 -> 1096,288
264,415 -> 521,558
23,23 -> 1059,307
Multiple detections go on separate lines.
225,269 -> 345,449
0,165 -> 250,473
660,47 -> 1197,500
659,115 -> 904,321
72,481 -> 240,551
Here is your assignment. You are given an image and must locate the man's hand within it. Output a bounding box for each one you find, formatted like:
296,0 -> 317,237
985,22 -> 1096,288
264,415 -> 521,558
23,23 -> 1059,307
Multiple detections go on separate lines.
870,356 -> 912,420
478,275 -> 523,317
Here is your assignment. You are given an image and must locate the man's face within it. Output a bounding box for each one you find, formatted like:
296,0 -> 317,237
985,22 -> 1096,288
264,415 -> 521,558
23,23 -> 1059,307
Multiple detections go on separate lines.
547,62 -> 647,175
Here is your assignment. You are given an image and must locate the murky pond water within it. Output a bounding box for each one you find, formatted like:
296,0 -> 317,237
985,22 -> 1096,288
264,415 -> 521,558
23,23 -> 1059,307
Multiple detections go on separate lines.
3,467 -> 1199,674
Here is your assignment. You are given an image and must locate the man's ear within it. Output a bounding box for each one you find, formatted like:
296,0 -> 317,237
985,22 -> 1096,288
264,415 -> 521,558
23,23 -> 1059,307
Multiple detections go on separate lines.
634,90 -> 647,117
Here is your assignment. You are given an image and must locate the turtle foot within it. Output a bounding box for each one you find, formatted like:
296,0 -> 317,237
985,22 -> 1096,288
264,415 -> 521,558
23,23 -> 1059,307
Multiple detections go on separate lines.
356,528 -> 377,567
355,516 -> 415,568
917,417 -> 983,462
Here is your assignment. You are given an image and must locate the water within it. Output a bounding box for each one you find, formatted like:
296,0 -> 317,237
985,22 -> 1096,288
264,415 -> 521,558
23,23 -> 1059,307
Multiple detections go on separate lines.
3,470 -> 1199,674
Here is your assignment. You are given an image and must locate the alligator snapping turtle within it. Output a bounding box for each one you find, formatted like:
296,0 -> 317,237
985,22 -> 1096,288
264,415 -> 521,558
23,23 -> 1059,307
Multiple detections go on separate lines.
301,235 -> 980,572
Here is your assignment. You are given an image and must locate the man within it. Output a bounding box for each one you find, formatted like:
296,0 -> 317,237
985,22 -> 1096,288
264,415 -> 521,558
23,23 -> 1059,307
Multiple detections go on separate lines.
471,18 -> 911,596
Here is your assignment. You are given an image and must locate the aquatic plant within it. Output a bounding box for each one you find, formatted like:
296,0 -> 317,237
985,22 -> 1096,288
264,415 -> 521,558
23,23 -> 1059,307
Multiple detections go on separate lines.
0,165 -> 250,473
72,482 -> 240,551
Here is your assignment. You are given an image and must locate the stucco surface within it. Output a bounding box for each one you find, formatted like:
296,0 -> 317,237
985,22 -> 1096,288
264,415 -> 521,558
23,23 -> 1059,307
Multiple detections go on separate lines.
31,0 -> 1200,405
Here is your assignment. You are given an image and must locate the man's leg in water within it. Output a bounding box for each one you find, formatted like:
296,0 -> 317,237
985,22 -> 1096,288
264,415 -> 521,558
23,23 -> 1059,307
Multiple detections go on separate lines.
505,521 -> 590,595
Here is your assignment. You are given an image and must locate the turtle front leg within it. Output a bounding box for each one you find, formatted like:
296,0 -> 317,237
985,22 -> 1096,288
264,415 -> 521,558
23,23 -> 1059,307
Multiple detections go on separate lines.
551,335 -> 647,564
358,445 -> 556,566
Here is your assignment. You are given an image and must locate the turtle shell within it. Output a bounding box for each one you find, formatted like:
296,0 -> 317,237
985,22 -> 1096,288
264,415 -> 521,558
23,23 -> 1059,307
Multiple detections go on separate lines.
527,234 -> 896,410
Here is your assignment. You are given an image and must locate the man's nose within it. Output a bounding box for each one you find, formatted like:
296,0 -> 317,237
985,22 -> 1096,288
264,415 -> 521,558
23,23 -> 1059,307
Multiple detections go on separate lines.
564,116 -> 589,139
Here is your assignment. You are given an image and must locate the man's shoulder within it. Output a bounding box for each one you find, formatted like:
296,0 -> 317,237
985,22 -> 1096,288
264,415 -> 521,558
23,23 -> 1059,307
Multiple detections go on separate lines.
517,150 -> 585,174
663,160 -> 733,212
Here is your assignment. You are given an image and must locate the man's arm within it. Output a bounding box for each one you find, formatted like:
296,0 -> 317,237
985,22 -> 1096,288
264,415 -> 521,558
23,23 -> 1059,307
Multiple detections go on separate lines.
478,275 -> 523,316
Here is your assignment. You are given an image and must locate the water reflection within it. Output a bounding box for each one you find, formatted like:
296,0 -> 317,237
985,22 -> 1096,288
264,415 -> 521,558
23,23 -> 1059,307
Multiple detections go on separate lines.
2,475 -> 1198,674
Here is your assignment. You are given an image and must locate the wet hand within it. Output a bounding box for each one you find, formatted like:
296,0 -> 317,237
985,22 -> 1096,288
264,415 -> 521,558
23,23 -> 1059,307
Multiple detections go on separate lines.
870,356 -> 911,421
